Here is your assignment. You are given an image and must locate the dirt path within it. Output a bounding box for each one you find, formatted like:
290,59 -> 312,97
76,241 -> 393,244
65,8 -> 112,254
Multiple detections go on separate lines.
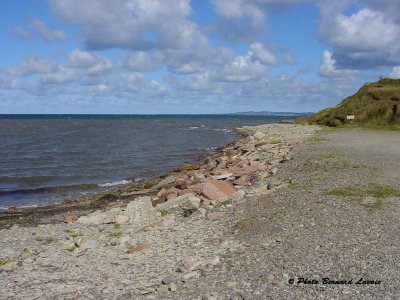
177,128 -> 400,299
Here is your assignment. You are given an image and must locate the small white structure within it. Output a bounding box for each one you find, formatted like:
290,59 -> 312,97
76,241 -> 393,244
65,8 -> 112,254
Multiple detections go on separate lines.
346,115 -> 355,120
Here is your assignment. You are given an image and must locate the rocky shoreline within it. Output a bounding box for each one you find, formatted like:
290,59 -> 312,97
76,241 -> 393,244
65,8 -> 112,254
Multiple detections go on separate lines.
0,123 -> 321,299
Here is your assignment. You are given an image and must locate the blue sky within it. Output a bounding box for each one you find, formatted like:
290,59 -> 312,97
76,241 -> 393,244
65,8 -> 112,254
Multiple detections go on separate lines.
1,0 -> 400,114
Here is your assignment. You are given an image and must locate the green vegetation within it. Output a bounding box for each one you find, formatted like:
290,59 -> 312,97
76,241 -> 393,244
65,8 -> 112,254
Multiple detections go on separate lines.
22,248 -> 30,254
159,210 -> 170,217
68,231 -> 83,238
267,140 -> 281,144
0,257 -> 15,266
327,183 -> 400,207
297,78 -> 400,127
113,223 -> 121,230
36,236 -> 54,245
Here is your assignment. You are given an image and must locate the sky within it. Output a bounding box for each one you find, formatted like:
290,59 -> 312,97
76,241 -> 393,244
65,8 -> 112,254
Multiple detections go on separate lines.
1,0 -> 400,114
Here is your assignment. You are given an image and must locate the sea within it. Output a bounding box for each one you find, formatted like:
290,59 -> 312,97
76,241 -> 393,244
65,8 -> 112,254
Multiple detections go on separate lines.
0,114 -> 294,209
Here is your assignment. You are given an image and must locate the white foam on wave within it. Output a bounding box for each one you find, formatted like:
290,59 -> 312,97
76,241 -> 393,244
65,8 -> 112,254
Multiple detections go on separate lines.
188,126 -> 199,129
98,179 -> 132,188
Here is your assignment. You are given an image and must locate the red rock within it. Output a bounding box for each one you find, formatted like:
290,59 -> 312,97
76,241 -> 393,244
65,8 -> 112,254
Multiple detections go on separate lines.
175,178 -> 188,190
151,196 -> 166,206
201,180 -> 237,201
64,215 -> 79,224
233,175 -> 251,186
234,165 -> 258,176
127,243 -> 150,254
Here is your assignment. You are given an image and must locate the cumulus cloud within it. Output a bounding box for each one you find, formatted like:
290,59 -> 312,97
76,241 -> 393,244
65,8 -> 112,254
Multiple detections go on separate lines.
120,51 -> 156,72
67,49 -> 113,75
19,55 -> 58,76
249,43 -> 277,65
319,50 -> 355,78
317,2 -> 400,69
31,20 -> 66,42
49,0 -> 205,50
218,54 -> 266,82
389,66 -> 400,79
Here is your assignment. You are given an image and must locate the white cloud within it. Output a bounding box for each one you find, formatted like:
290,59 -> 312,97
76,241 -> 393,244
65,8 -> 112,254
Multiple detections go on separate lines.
249,43 -> 277,65
317,3 -> 400,69
68,49 -> 96,68
120,51 -> 156,72
49,0 -> 204,50
19,55 -> 58,76
40,67 -> 77,85
218,54 -> 266,82
319,50 -> 355,78
389,66 -> 400,79
31,20 -> 66,42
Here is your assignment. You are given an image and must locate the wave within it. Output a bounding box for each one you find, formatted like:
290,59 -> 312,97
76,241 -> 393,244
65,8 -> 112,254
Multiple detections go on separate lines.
98,179 -> 131,187
0,183 -> 98,195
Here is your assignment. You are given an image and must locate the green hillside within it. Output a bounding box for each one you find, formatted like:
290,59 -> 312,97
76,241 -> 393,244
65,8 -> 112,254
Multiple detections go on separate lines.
298,78 -> 400,127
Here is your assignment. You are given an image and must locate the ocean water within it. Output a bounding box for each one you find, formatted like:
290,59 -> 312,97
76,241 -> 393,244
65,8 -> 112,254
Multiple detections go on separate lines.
0,114 -> 292,208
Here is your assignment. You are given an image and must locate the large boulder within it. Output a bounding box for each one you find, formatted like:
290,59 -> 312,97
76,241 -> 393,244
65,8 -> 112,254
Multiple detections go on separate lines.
156,193 -> 201,214
76,211 -> 115,225
152,175 -> 176,190
201,180 -> 237,201
125,196 -> 157,227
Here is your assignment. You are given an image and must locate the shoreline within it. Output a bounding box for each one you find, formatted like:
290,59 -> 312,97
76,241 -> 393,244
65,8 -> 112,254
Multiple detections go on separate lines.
0,122 -> 311,229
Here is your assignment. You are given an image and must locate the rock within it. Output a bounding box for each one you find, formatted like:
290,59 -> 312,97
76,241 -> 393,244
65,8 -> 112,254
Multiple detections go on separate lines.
271,167 -> 278,175
152,175 -> 176,190
169,283 -> 177,292
77,237 -> 100,250
178,256 -> 203,273
142,220 -> 163,231
180,271 -> 200,282
115,215 -> 129,224
201,180 -> 237,201
7,206 -> 17,212
64,215 -> 79,224
156,193 -> 201,214
234,165 -> 258,176
127,243 -> 150,254
125,196 -> 157,227
233,175 -> 251,186
193,172 -> 206,181
211,173 -> 233,180
230,190 -> 246,201
175,178 -> 188,190
121,188 -> 155,197
253,131 -> 266,140
77,211 -> 115,225
162,275 -> 174,285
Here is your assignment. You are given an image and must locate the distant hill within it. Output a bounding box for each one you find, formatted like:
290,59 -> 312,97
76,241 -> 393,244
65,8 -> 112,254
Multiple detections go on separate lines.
297,78 -> 400,127
231,111 -> 312,117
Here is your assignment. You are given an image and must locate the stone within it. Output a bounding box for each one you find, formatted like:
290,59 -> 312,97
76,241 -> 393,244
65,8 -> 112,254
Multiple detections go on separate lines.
115,215 -> 129,224
125,196 -> 157,227
253,131 -> 266,140
169,283 -> 177,292
201,180 -> 237,201
127,243 -> 150,254
175,178 -> 188,190
233,175 -> 251,186
211,173 -> 233,180
234,165 -> 258,176
230,190 -> 246,201
77,211 -> 115,225
142,220 -> 163,231
77,237 -> 100,250
162,275 -> 174,285
156,193 -> 201,213
180,271 -> 200,282
271,167 -> 278,175
64,215 -> 79,224
152,175 -> 176,190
